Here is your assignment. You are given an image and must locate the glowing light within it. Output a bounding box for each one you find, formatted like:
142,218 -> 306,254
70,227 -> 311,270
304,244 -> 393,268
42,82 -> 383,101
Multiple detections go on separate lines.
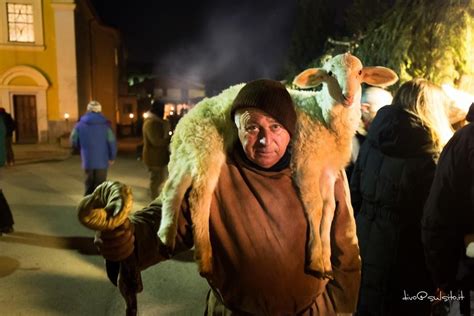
143,112 -> 149,119
442,84 -> 474,112
129,113 -> 134,119
168,131 -> 173,136
64,113 -> 70,120
170,111 -> 174,115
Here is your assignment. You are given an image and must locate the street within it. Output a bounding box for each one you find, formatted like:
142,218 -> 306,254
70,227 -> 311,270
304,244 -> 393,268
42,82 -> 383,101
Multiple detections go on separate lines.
0,154 -> 208,315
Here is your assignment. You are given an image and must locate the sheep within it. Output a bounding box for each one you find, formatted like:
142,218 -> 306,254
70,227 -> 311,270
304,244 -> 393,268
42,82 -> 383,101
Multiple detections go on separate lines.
291,53 -> 398,277
156,52 -> 398,277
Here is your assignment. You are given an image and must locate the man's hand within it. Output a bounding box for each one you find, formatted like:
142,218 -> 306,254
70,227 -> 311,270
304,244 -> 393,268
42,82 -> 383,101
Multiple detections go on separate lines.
94,219 -> 135,262
77,181 -> 132,231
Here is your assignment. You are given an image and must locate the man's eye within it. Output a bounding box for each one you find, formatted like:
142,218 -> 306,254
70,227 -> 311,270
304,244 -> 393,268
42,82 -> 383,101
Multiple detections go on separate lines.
270,124 -> 282,131
245,125 -> 259,133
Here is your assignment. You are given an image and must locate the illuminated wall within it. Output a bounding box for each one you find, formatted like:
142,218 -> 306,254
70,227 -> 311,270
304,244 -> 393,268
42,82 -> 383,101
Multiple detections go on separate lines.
0,0 -> 59,142
0,0 -> 120,142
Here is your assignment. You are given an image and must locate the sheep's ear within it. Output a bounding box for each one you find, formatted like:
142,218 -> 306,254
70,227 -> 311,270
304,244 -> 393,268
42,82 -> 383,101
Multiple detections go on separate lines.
362,66 -> 399,87
293,68 -> 326,88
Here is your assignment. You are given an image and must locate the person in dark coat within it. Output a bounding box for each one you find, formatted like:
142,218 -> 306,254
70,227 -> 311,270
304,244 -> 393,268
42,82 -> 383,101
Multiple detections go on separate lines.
350,78 -> 454,316
70,101 -> 117,195
0,113 -> 5,167
422,102 -> 474,316
0,107 -> 15,166
142,100 -> 171,200
0,118 -> 14,234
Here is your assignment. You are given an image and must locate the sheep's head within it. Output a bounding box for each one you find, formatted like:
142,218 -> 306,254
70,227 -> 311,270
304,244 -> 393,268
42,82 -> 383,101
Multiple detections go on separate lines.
293,53 -> 398,107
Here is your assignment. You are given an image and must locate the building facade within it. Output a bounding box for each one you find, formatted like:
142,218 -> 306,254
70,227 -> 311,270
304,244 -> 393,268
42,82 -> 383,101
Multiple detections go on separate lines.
0,0 -> 121,143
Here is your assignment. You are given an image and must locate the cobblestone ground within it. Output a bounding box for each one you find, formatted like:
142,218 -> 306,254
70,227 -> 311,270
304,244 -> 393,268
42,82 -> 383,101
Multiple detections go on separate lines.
0,154 -> 208,316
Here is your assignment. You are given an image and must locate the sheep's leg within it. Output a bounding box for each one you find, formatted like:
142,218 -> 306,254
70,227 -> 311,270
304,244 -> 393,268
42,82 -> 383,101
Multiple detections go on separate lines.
319,169 -> 337,279
189,151 -> 226,276
189,183 -> 214,277
158,170 -> 192,250
296,165 -> 325,275
306,194 -> 325,275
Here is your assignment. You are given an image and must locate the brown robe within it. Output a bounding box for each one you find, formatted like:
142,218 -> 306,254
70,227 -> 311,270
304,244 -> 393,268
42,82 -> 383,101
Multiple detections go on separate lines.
131,149 -> 360,315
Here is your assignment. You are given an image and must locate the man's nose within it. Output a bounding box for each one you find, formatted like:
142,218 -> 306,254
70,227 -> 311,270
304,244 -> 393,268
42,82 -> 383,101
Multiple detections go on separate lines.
258,129 -> 272,145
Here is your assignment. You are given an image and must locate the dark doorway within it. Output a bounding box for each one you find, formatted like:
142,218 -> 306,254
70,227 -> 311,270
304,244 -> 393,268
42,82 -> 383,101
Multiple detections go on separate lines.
13,95 -> 38,143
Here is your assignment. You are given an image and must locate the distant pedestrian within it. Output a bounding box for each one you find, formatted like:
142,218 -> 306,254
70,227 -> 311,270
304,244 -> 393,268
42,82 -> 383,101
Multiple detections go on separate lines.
0,107 -> 15,166
70,101 -> 117,195
142,100 -> 171,200
0,118 -> 14,234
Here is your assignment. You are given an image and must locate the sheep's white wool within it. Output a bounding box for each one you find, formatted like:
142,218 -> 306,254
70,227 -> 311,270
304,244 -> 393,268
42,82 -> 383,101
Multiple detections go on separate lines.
156,85 -> 356,277
157,53 -> 398,277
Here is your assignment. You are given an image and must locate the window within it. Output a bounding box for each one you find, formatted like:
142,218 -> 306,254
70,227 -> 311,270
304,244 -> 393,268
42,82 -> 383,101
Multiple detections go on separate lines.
0,0 -> 44,49
7,3 -> 34,42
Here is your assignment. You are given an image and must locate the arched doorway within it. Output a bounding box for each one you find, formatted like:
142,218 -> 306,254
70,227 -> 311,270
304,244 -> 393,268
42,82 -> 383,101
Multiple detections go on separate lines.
0,65 -> 49,143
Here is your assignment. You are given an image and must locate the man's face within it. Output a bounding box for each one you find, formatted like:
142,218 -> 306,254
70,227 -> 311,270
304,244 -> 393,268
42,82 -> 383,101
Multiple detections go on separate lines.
360,103 -> 376,131
235,108 -> 291,168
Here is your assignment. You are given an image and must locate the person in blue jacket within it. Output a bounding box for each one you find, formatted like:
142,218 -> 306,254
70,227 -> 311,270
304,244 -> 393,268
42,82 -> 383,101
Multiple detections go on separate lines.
71,100 -> 117,195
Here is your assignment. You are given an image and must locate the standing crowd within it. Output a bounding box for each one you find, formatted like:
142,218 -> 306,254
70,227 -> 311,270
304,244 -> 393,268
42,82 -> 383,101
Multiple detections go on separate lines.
350,79 -> 464,316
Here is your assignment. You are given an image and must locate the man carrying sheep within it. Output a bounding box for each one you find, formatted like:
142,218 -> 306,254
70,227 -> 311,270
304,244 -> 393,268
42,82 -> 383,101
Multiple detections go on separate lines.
91,79 -> 360,316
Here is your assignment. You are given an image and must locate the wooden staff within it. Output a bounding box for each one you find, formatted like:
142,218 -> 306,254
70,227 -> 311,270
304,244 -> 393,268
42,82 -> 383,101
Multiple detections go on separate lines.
77,181 -> 142,316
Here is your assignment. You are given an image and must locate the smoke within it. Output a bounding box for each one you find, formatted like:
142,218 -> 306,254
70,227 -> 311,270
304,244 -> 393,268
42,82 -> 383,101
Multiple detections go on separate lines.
154,1 -> 297,95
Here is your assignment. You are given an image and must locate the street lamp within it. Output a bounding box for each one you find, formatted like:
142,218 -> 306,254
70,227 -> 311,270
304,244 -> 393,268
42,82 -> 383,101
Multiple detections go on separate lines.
129,113 -> 135,136
64,113 -> 70,133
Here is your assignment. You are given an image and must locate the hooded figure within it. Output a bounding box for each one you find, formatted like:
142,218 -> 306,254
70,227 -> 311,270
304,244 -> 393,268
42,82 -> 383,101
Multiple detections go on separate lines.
350,79 -> 454,316
93,79 -> 361,315
422,102 -> 474,315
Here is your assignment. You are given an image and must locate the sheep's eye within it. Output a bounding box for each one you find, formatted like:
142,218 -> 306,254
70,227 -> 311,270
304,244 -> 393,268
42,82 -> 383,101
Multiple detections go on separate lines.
327,71 -> 333,76
358,70 -> 362,75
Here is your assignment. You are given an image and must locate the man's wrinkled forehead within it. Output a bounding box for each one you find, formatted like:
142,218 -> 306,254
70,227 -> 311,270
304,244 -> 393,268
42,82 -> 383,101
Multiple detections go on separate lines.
234,108 -> 278,128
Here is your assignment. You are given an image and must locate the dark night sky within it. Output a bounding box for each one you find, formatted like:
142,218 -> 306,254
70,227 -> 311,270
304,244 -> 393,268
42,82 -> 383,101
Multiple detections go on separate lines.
91,1 -> 298,91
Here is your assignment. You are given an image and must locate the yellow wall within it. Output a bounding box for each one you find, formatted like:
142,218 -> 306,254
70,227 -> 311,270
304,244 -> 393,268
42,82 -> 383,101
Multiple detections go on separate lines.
9,76 -> 37,86
0,0 -> 59,119
0,0 -> 121,142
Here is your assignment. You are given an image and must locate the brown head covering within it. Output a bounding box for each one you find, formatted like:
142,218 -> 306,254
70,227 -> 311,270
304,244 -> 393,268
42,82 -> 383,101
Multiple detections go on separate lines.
230,79 -> 296,135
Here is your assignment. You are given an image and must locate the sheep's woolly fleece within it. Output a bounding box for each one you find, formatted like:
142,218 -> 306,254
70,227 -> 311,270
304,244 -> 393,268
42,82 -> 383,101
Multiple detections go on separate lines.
157,84 -> 358,278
